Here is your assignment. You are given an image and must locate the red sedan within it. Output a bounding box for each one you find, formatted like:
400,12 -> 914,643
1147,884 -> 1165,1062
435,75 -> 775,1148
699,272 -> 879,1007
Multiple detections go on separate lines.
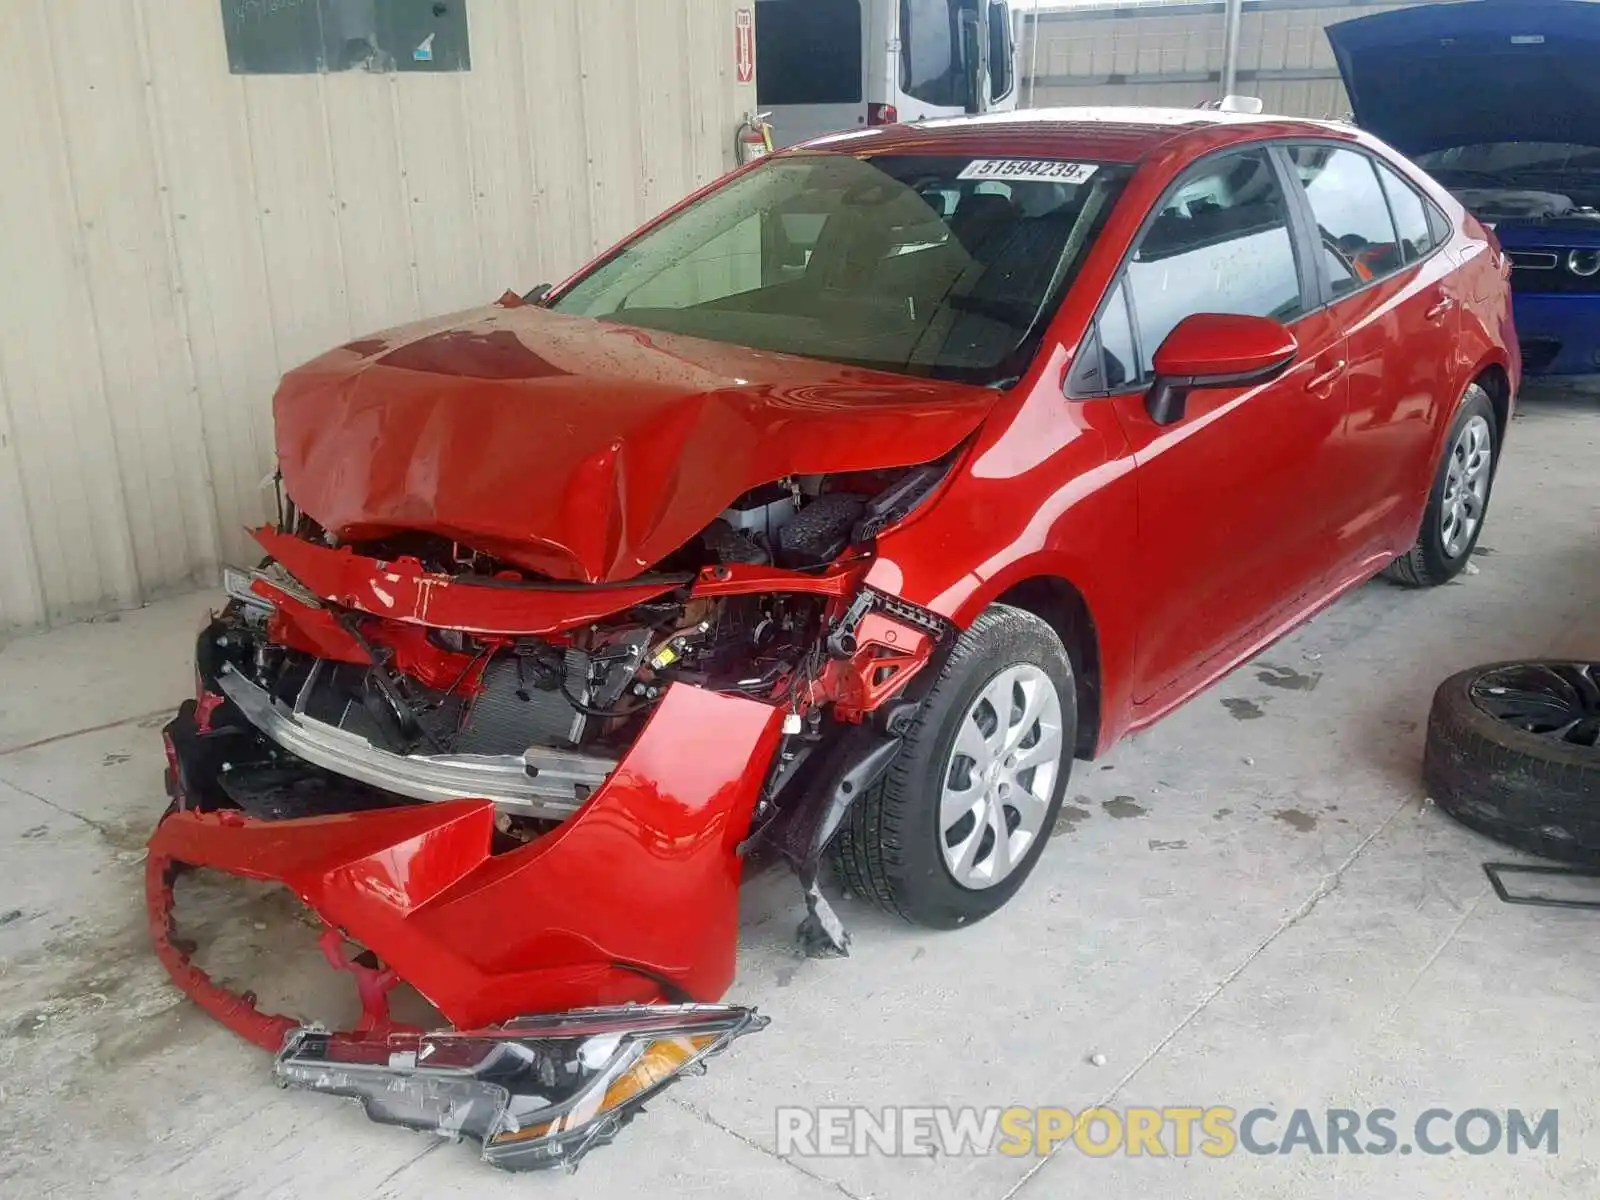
153,107 -> 1517,1168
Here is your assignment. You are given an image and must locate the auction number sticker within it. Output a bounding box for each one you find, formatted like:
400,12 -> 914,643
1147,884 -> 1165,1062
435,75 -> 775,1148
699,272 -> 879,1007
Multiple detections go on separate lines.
957,160 -> 1100,184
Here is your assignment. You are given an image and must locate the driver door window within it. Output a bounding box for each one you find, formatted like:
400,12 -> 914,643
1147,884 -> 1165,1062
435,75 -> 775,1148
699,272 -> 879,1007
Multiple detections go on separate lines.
1124,149 -> 1307,380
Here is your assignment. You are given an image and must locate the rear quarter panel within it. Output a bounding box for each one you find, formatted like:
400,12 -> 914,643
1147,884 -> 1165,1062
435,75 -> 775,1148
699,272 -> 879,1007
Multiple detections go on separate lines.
1369,142 -> 1520,523
1447,213 -> 1521,429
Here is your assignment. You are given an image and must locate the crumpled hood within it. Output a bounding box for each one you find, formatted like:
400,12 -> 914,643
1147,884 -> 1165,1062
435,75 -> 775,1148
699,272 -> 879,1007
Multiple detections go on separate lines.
1327,0 -> 1600,155
274,300 -> 997,583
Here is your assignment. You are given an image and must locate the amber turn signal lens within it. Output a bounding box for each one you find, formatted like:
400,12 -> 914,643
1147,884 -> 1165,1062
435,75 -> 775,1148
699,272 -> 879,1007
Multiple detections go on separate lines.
489,1033 -> 719,1148
601,1034 -> 716,1109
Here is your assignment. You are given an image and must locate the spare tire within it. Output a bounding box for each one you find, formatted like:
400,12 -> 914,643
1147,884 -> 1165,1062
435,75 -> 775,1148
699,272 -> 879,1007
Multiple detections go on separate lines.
1424,661 -> 1600,864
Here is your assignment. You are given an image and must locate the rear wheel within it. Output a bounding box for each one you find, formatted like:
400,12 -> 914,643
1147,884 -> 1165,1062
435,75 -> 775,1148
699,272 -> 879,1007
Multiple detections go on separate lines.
832,605 -> 1075,929
1384,383 -> 1498,588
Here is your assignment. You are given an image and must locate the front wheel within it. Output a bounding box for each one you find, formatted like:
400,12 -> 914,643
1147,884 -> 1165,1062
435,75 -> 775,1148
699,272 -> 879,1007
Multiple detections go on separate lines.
832,605 -> 1076,929
1383,383 -> 1499,588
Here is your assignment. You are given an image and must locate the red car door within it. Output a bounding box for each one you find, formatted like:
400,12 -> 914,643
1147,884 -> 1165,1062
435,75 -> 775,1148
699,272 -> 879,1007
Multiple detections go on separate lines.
1284,145 -> 1469,574
1091,147 -> 1352,706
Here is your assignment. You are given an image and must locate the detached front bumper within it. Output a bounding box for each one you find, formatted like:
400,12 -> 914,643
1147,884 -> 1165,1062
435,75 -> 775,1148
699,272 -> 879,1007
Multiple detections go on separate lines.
148,682 -> 786,1042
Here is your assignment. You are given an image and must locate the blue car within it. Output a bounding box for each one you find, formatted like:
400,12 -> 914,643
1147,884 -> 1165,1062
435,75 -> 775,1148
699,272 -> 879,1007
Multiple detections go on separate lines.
1329,0 -> 1600,376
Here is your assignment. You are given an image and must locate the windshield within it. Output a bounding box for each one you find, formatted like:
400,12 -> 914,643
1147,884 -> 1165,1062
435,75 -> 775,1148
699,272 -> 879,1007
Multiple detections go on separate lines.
553,153 -> 1129,385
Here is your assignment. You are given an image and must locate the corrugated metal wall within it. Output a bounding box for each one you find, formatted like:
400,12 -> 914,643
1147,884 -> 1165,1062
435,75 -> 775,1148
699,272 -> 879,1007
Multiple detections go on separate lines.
1022,0 -> 1420,117
0,0 -> 756,634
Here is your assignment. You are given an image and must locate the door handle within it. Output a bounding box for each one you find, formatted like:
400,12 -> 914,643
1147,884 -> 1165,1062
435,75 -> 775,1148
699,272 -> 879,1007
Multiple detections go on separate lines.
1425,295 -> 1456,321
1305,360 -> 1347,393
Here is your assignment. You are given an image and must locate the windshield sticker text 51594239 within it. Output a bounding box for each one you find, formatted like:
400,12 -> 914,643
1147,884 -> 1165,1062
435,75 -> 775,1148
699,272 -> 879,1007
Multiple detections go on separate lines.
957,160 -> 1100,184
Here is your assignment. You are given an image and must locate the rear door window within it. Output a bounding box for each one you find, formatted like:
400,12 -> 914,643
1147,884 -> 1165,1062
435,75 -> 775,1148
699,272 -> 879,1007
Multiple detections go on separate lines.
1125,149 -> 1307,380
1375,161 -> 1437,264
1288,146 -> 1404,295
756,0 -> 863,105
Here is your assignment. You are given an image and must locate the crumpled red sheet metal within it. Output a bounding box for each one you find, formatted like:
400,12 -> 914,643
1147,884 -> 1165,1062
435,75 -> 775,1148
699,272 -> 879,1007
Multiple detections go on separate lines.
273,304 -> 997,583
146,684 -> 785,1044
252,527 -> 684,638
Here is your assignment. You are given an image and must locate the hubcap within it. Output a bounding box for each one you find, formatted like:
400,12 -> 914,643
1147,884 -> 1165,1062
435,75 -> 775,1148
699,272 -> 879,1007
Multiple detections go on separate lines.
939,664 -> 1064,890
1440,415 -> 1493,560
1471,663 -> 1600,748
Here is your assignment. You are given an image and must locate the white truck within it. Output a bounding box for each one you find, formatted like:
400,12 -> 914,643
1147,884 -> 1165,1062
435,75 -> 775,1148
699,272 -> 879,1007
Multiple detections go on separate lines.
755,0 -> 1020,149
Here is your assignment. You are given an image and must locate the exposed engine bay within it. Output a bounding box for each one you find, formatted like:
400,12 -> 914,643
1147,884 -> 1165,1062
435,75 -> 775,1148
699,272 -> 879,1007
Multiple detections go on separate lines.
176,465 -> 951,844
1449,186 -> 1600,224
153,464 -> 952,1164
147,291 -> 988,1171
197,572 -> 834,834
158,452 -> 957,1044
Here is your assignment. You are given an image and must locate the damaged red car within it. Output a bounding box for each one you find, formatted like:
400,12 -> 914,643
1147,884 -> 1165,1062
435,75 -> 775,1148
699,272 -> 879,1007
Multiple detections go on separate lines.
150,107 -> 1517,1169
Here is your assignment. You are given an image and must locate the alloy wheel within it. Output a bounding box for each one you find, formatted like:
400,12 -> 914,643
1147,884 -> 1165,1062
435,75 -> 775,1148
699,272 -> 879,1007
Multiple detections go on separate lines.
1470,663 -> 1600,749
939,664 -> 1064,890
1440,414 -> 1493,559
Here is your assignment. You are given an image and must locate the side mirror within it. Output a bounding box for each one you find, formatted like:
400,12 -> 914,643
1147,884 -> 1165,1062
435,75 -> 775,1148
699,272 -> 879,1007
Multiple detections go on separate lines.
523,283 -> 553,305
1146,313 -> 1298,426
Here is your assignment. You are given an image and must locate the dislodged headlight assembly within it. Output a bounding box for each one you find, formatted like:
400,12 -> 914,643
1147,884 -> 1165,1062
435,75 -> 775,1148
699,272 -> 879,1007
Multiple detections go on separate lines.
275,1004 -> 768,1172
221,561 -> 322,615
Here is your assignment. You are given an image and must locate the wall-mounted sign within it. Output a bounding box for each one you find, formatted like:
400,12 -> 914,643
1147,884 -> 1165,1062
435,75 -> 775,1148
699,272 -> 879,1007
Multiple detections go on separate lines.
735,8 -> 756,85
221,0 -> 471,75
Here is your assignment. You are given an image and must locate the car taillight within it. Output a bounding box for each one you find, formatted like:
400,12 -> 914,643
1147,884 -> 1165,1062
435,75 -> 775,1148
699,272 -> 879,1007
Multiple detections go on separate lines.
867,103 -> 898,126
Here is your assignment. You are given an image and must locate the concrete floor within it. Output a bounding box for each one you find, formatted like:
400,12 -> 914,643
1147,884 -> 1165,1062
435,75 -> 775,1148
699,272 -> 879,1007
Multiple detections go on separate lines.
3,385 -> 1600,1199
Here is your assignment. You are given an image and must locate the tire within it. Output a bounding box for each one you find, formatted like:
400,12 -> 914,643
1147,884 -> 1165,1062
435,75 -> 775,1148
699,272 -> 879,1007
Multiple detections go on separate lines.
832,604 -> 1076,928
1423,661 -> 1600,864
1383,383 -> 1499,588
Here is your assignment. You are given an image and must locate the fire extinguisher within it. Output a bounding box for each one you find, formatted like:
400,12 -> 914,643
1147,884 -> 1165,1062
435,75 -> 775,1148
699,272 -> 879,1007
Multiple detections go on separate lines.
736,111 -> 775,165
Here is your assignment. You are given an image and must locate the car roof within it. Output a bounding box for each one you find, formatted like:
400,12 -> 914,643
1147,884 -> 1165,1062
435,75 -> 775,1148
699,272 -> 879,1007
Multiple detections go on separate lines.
791,106 -> 1360,166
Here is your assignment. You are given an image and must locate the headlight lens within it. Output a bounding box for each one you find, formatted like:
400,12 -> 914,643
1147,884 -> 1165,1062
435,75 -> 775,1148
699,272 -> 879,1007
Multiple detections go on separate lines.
1567,249 -> 1600,277
221,562 -> 321,613
221,564 -> 274,615
275,1004 -> 768,1171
